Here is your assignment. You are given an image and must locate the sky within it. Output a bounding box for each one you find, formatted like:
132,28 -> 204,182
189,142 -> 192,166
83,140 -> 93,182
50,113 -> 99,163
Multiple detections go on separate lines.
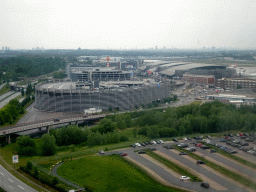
0,0 -> 256,50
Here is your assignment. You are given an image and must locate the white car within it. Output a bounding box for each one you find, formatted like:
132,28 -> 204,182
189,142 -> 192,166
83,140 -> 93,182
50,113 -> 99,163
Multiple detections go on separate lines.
178,143 -> 185,147
159,140 -> 164,144
183,137 -> 188,141
180,176 -> 190,181
135,143 -> 141,147
151,141 -> 157,145
99,150 -> 105,155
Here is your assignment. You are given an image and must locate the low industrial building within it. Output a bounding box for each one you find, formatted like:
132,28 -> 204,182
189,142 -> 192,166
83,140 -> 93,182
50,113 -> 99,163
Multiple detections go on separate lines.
216,78 -> 256,90
183,73 -> 215,86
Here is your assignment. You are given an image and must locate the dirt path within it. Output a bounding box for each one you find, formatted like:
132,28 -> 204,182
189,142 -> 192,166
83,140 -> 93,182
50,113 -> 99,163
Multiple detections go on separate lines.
194,151 -> 255,192
155,150 -> 228,191
124,156 -> 196,192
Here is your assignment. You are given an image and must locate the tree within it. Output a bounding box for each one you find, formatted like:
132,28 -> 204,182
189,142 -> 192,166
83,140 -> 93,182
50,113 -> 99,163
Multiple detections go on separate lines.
21,87 -> 24,96
134,105 -> 138,109
26,161 -> 33,172
17,136 -> 37,156
108,106 -> 112,111
173,95 -> 178,101
41,134 -> 57,156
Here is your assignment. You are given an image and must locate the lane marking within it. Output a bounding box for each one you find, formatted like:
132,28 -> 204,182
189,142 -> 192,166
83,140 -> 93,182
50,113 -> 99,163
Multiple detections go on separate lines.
0,172 -> 4,176
8,185 -> 14,189
8,178 -> 13,182
18,185 -> 24,189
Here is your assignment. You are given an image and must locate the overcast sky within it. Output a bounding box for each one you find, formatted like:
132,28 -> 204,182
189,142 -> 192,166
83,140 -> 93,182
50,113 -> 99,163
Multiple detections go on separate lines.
0,0 -> 256,50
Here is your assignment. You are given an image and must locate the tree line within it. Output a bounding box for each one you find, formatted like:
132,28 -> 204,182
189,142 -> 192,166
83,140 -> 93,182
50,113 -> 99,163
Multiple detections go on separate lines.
0,56 -> 66,82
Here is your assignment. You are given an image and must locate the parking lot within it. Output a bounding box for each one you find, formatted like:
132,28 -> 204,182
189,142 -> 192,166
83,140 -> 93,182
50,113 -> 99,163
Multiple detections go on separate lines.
102,135 -> 256,192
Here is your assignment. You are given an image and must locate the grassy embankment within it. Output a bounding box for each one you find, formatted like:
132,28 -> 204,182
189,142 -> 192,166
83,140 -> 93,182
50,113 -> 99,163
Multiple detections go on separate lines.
57,155 -> 184,192
142,149 -> 202,182
175,146 -> 256,190
201,142 -> 256,169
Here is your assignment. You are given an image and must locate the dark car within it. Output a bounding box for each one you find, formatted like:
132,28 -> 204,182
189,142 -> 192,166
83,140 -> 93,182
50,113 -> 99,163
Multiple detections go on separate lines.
187,137 -> 192,140
220,139 -> 227,142
200,145 -> 210,149
210,149 -> 217,153
164,145 -> 174,149
173,138 -> 178,142
230,150 -> 238,154
130,144 -> 136,148
140,143 -> 146,146
179,152 -> 188,155
197,160 -> 205,164
241,142 -> 249,146
53,119 -> 60,122
138,151 -> 147,154
144,142 -> 150,145
194,137 -> 200,140
150,148 -> 157,151
201,182 -> 209,188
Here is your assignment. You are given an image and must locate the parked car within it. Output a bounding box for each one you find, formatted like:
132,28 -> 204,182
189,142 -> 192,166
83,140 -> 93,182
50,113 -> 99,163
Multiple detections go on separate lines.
187,147 -> 196,152
164,145 -> 174,149
200,145 -> 210,149
195,143 -> 202,147
179,152 -> 188,155
187,137 -> 192,140
197,160 -> 205,164
135,143 -> 141,147
206,135 -> 211,139
138,151 -> 147,154
210,149 -> 217,153
194,137 -> 200,140
159,140 -> 164,144
173,138 -> 178,142
53,119 -> 60,122
119,152 -> 127,156
150,148 -> 157,151
220,139 -> 227,142
130,144 -> 136,148
99,150 -> 105,155
180,176 -> 190,181
201,182 -> 209,188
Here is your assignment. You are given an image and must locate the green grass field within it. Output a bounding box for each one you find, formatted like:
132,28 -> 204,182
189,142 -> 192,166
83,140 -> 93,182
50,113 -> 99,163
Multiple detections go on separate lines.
57,155 -> 182,192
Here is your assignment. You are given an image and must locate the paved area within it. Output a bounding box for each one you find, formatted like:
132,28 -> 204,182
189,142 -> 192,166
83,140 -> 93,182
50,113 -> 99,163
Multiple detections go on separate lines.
0,165 -> 37,192
0,92 -> 21,110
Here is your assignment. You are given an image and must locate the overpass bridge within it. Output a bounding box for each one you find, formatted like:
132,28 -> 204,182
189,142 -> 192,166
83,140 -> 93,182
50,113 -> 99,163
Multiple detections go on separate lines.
0,114 -> 106,143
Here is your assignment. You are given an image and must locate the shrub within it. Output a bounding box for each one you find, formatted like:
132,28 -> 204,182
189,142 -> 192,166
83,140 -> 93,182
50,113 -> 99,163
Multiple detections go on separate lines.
119,135 -> 129,142
17,136 -> 37,156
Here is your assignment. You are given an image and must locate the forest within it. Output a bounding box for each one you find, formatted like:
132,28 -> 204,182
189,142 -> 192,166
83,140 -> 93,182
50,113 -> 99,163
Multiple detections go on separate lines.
0,57 -> 66,82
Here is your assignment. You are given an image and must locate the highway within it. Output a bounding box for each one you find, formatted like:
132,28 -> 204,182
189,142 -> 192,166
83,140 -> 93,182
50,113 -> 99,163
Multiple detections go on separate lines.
0,83 -> 7,90
0,92 -> 21,110
0,165 -> 37,192
0,91 -> 15,102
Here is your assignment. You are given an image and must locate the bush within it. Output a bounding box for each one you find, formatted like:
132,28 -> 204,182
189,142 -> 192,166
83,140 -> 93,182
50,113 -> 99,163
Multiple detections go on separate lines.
26,161 -> 33,172
119,135 -> 129,142
17,136 -> 37,156
138,127 -> 148,136
40,134 -> 57,156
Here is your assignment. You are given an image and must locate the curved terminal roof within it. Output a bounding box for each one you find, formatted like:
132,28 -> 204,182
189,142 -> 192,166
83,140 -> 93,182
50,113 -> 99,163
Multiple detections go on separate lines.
160,63 -> 220,76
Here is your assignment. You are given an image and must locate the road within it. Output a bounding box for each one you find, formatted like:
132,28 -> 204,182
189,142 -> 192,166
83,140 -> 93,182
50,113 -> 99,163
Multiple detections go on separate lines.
0,83 -> 7,91
0,165 -> 37,192
0,91 -> 15,102
0,92 -> 21,109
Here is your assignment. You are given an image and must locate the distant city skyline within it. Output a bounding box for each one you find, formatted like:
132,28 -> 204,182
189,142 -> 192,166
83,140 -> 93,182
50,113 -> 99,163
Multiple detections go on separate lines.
1,0 -> 256,50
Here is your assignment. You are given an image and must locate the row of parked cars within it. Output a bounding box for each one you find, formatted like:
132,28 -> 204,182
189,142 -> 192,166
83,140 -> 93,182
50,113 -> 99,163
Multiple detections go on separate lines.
130,140 -> 164,148
204,139 -> 237,154
226,139 -> 256,156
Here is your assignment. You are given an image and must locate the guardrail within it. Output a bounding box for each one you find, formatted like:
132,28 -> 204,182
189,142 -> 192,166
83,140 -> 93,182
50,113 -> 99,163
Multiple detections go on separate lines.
0,114 -> 106,136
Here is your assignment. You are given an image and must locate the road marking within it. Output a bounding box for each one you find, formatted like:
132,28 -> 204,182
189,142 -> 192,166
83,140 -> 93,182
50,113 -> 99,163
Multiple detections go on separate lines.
8,185 -> 13,189
18,185 -> 24,189
0,172 -> 4,176
8,178 -> 13,182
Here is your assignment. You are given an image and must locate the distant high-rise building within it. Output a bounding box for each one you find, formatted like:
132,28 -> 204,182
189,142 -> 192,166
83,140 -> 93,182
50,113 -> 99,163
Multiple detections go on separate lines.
5,46 -> 8,50
2,47 -> 4,51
